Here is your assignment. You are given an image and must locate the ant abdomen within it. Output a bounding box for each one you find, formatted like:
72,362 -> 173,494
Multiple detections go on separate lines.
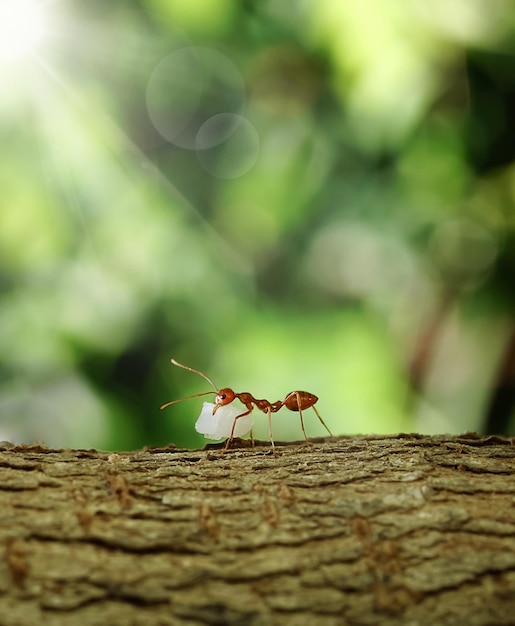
283,391 -> 318,412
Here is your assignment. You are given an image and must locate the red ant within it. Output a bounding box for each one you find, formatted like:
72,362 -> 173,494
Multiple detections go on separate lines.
160,359 -> 333,453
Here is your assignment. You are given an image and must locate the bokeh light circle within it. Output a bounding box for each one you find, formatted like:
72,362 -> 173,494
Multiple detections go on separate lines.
196,114 -> 260,179
146,47 -> 246,150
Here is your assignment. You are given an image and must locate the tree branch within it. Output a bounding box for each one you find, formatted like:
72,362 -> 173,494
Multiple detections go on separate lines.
0,434 -> 514,625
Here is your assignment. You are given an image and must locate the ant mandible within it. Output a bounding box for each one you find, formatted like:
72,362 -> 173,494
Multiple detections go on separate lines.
160,358 -> 333,453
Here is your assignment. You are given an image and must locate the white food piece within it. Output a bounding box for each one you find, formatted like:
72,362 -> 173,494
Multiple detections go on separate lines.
195,401 -> 254,440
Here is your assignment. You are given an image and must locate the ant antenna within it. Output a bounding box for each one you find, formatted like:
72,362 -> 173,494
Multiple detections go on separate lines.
160,359 -> 220,410
171,358 -> 219,392
160,390 -> 216,410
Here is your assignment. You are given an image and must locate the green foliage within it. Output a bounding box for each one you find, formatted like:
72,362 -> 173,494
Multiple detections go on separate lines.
1,1 -> 515,448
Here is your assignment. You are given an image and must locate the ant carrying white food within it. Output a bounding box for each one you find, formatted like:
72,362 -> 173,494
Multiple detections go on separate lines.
160,359 -> 333,453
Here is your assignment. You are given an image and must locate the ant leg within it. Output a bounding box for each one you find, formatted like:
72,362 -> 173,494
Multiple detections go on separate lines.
267,408 -> 277,456
312,405 -> 333,437
295,392 -> 310,444
222,408 -> 252,453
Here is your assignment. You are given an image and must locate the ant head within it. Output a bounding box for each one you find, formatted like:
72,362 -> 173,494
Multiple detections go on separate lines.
215,388 -> 236,407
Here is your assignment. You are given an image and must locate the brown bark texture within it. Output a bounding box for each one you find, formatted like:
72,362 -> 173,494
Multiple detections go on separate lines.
0,434 -> 514,626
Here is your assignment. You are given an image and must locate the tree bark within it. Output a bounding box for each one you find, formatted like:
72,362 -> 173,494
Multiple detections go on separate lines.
0,434 -> 514,626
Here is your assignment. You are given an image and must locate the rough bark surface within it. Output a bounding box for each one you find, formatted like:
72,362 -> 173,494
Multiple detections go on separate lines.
0,434 -> 514,626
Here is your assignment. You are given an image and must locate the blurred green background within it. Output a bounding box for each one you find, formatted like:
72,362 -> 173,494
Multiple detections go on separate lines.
1,0 -> 515,450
